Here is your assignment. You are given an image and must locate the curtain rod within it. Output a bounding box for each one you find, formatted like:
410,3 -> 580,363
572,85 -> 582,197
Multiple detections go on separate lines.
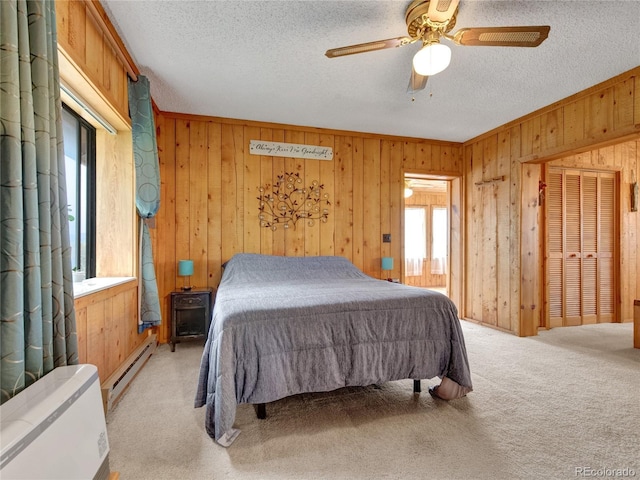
474,176 -> 505,186
60,82 -> 118,135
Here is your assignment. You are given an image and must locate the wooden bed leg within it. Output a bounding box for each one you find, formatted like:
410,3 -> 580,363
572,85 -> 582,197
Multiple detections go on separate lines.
413,379 -> 421,393
254,403 -> 266,419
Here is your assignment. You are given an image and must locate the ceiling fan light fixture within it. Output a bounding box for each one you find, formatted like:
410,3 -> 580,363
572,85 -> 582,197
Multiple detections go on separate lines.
404,180 -> 414,198
412,41 -> 451,76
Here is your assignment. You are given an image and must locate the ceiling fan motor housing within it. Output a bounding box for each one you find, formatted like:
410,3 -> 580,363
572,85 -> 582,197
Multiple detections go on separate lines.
405,0 -> 457,39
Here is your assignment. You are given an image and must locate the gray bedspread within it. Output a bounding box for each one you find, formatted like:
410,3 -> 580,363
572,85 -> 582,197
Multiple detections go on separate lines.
195,254 -> 472,445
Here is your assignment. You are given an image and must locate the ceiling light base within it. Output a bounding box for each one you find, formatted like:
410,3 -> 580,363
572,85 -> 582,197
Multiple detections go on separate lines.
405,0 -> 457,39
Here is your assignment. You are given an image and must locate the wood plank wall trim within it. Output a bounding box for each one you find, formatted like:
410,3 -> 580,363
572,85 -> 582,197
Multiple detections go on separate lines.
159,110 -> 463,146
57,46 -> 130,131
56,0 -> 130,124
518,124 -> 640,164
85,0 -> 139,80
513,73 -> 639,164
519,164 -> 542,336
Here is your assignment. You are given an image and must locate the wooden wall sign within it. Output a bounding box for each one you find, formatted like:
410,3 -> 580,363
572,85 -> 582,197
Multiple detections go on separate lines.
249,140 -> 333,161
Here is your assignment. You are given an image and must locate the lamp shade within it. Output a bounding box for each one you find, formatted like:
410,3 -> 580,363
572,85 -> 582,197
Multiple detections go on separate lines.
178,260 -> 194,276
412,42 -> 451,76
381,257 -> 394,271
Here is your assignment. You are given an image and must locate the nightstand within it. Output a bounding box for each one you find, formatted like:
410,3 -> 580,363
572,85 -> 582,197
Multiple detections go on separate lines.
170,288 -> 214,352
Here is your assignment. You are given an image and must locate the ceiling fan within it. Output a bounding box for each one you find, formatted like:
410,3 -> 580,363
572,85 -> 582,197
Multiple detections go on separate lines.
325,0 -> 550,94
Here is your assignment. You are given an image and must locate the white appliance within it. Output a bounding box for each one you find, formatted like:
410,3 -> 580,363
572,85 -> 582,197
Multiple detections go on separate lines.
0,364 -> 110,480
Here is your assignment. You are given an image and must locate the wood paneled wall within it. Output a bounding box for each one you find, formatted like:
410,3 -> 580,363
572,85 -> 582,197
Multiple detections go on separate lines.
95,129 -> 136,278
74,281 -> 139,382
463,132 -> 524,334
151,113 -> 463,344
56,0 -> 131,127
463,67 -> 640,336
56,0 -> 146,382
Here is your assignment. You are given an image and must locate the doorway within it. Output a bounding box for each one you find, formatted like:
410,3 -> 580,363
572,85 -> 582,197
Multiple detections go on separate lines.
403,176 -> 450,293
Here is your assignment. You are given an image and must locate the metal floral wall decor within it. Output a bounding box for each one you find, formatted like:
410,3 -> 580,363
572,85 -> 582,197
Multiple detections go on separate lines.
257,172 -> 330,230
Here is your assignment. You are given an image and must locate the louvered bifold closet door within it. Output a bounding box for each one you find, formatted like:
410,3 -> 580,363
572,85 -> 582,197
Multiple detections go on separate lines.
546,168 -> 616,327
564,171 -> 583,326
547,171 -> 564,328
598,175 -> 615,322
581,173 -> 598,325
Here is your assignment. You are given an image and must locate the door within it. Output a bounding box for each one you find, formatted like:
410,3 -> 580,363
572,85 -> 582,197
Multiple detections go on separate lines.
545,168 -> 617,327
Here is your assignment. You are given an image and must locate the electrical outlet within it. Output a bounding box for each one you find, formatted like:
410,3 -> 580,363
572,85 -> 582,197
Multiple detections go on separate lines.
382,233 -> 391,243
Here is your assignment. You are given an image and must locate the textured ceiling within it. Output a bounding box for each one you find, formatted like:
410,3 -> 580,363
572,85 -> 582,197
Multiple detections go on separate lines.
101,0 -> 640,143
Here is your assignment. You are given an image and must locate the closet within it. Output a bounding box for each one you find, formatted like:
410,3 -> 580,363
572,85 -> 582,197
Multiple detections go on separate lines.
545,168 -> 617,327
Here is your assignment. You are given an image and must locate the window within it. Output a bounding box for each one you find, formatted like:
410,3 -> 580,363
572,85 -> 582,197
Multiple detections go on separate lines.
62,104 -> 96,278
405,207 -> 427,276
431,207 -> 448,275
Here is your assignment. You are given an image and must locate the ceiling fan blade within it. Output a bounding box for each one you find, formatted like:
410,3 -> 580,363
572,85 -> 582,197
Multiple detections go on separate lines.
408,67 -> 428,94
453,26 -> 550,47
427,0 -> 460,24
325,37 -> 412,58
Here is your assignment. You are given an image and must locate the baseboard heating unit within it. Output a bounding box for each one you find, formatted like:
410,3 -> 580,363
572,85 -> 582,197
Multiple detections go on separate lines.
0,364 -> 110,480
101,333 -> 157,414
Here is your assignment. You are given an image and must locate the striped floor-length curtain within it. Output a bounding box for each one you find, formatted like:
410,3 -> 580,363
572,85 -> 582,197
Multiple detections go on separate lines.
0,0 -> 78,404
128,75 -> 162,332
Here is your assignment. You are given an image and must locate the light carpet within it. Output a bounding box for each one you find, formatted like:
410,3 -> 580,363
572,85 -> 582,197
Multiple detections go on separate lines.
106,321 -> 640,480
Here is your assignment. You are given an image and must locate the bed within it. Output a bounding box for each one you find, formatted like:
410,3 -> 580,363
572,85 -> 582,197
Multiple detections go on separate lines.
195,253 -> 472,446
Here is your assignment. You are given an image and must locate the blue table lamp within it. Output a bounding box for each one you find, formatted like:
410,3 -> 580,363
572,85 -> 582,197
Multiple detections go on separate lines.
178,259 -> 194,291
381,257 -> 394,281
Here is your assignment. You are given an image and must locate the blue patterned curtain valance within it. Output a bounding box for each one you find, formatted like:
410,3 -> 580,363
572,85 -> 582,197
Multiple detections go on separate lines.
129,75 -> 161,218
